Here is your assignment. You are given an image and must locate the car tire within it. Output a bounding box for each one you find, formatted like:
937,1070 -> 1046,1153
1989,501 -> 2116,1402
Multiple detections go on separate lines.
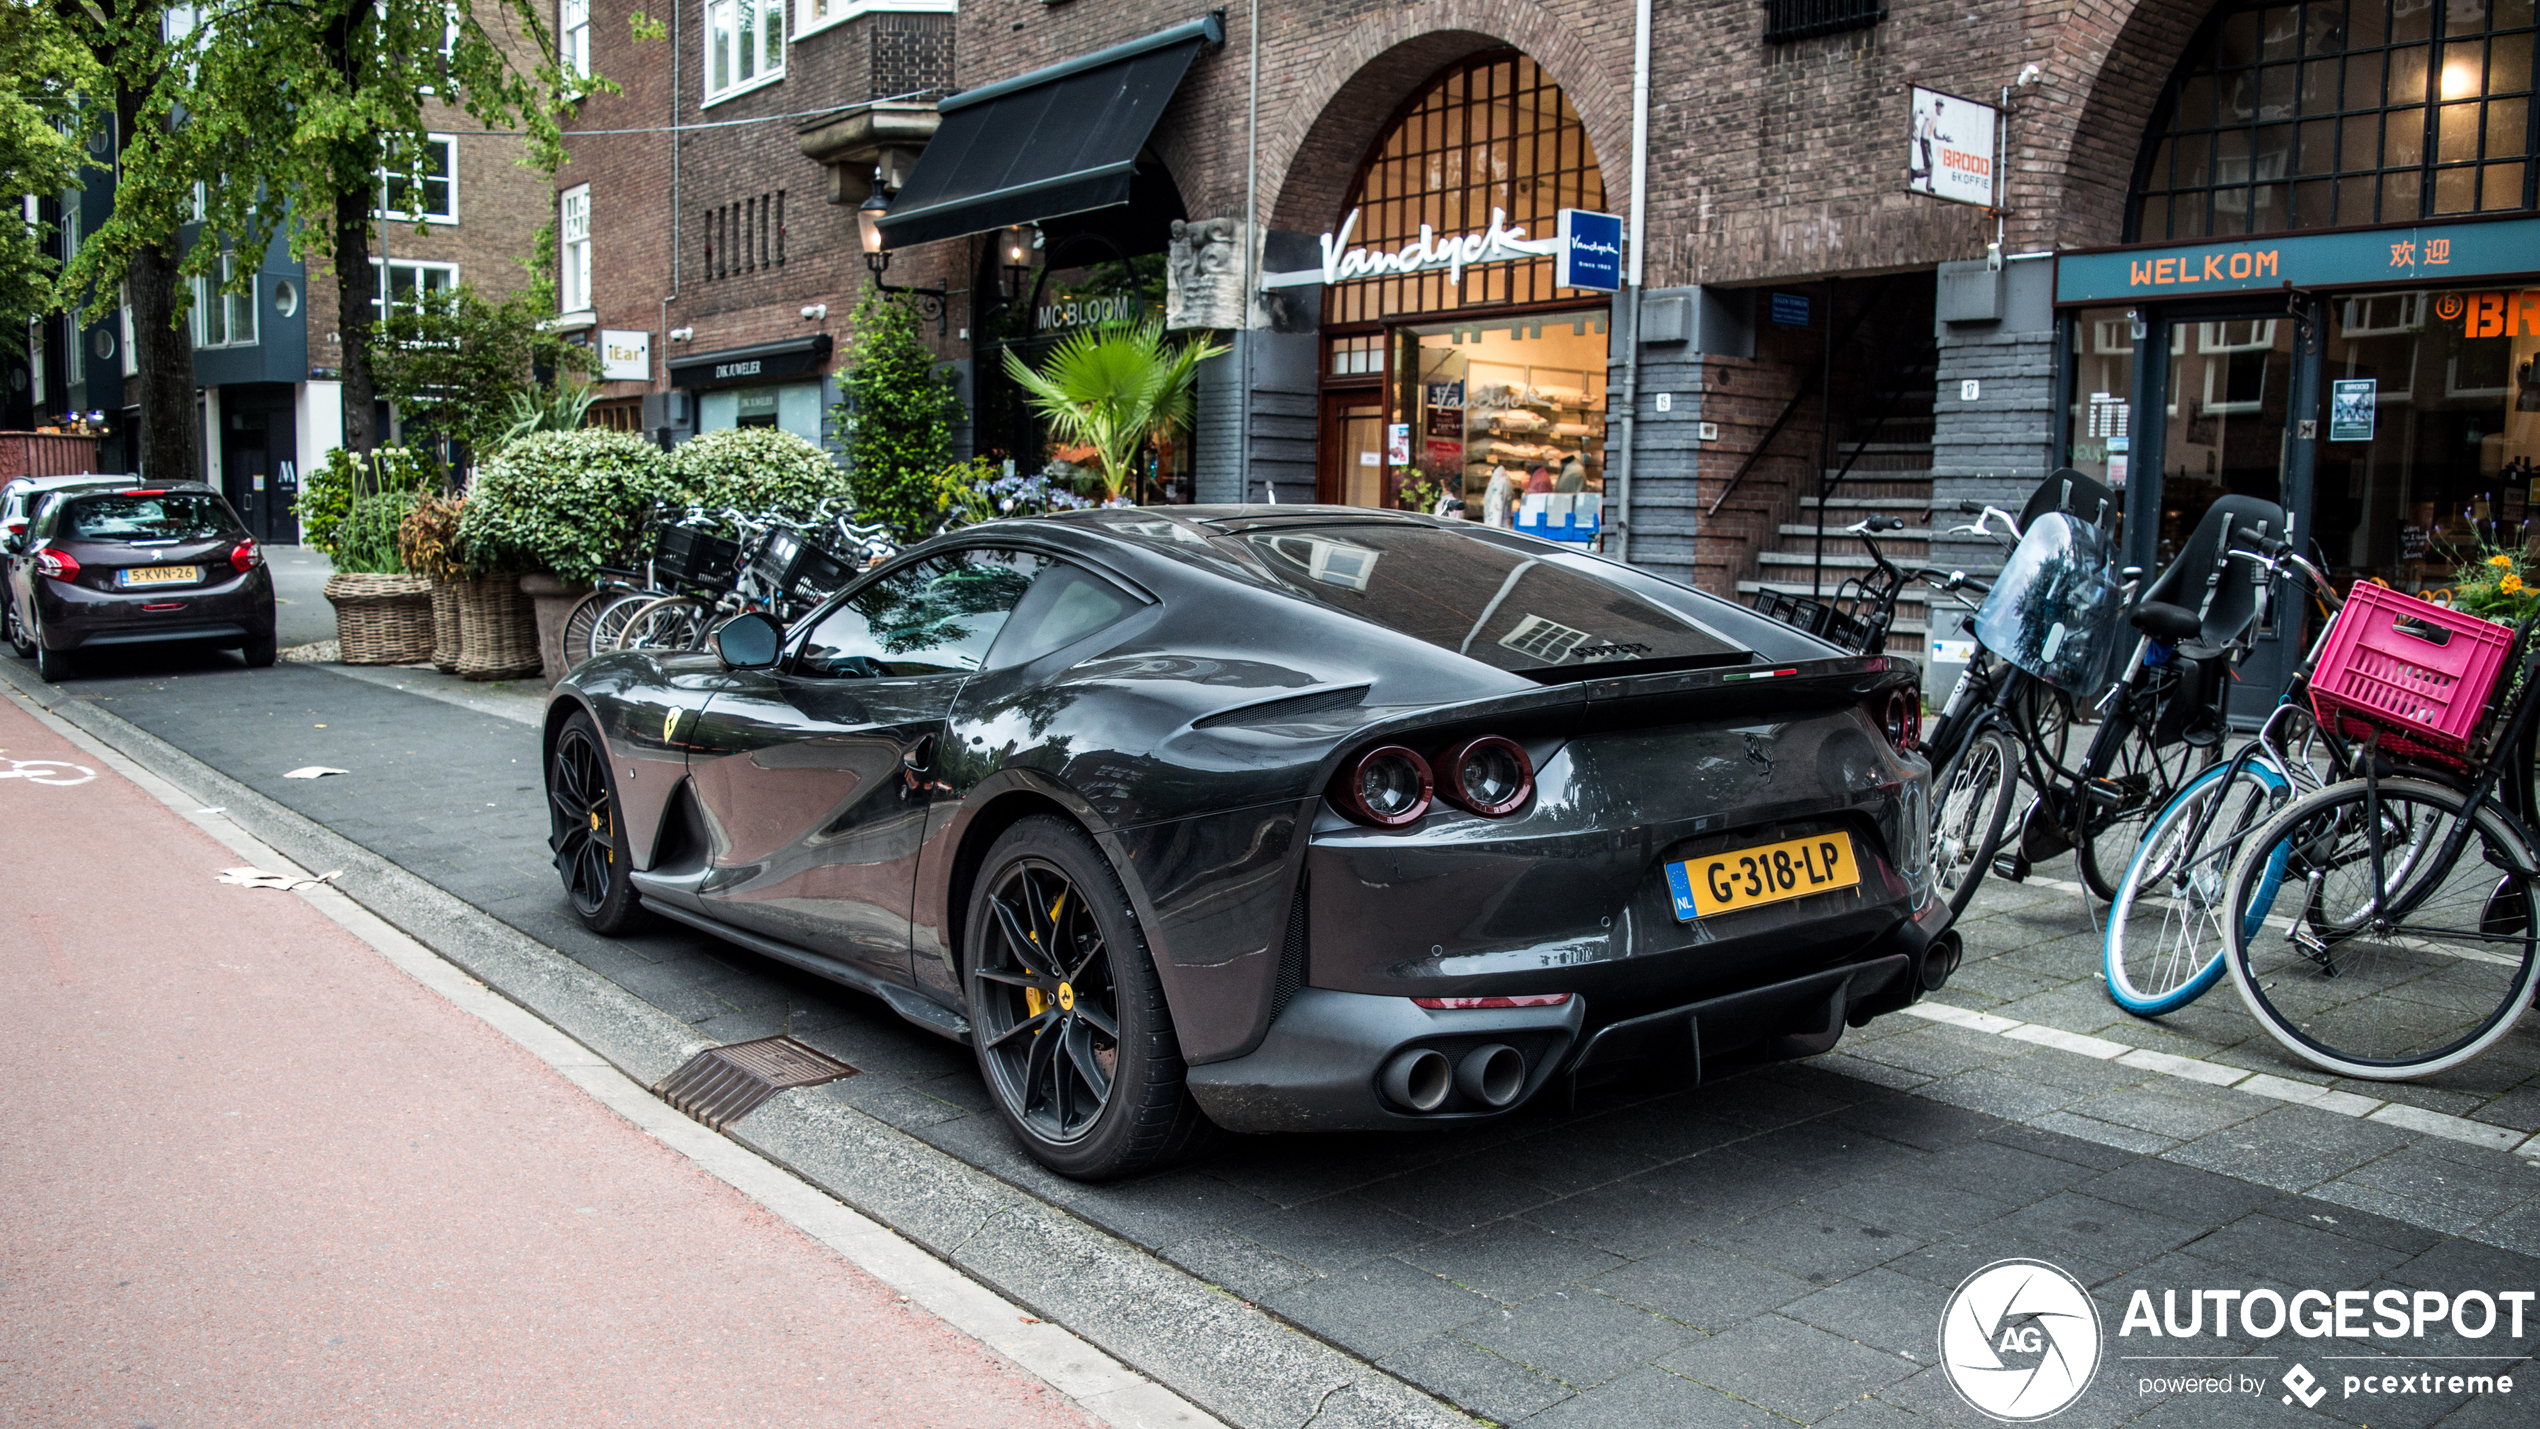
963,815 -> 1219,1180
241,626 -> 278,668
4,601 -> 31,659
30,610 -> 70,682
546,710 -> 650,935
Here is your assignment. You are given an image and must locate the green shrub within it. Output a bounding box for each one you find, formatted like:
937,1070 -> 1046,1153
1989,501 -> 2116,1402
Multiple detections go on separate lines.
301,446 -> 434,561
457,429 -> 670,582
841,289 -> 961,543
663,426 -> 854,522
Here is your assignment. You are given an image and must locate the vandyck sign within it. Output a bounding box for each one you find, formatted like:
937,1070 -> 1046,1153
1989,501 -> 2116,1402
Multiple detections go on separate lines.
1259,206 -> 1564,290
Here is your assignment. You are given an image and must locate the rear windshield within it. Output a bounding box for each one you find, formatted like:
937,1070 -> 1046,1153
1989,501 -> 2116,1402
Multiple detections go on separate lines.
1223,524 -> 1748,678
57,494 -> 239,542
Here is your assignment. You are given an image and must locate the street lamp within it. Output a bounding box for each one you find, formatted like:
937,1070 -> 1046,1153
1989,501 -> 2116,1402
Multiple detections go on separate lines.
859,167 -> 950,336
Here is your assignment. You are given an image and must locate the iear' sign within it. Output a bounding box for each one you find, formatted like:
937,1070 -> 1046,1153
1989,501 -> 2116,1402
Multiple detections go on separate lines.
1907,87 -> 1998,210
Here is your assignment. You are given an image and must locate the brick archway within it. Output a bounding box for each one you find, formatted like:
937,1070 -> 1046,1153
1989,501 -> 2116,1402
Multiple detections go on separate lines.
2012,0 -> 2224,249
1262,0 -> 1632,238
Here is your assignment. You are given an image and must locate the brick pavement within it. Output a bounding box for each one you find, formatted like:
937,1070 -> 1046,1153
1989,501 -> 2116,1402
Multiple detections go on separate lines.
12,644 -> 2540,1429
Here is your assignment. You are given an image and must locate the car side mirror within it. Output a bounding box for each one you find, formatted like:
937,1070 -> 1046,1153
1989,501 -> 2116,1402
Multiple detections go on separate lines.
714,612 -> 784,669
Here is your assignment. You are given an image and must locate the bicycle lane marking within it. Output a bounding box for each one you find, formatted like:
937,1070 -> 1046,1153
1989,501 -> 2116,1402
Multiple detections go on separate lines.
0,756 -> 96,786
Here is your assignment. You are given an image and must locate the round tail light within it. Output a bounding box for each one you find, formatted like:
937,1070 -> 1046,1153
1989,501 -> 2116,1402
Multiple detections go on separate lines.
1436,735 -> 1535,816
1882,690 -> 1922,754
1338,745 -> 1433,827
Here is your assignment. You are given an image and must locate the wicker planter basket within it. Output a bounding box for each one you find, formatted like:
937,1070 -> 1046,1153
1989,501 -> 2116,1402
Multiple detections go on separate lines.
324,573 -> 435,665
455,576 -> 543,681
427,577 -> 464,673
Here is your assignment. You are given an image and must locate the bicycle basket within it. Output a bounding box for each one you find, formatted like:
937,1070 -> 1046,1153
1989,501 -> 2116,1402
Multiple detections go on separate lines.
1971,512 -> 2119,691
749,529 -> 815,593
2308,582 -> 2513,759
787,542 -> 859,607
656,525 -> 741,590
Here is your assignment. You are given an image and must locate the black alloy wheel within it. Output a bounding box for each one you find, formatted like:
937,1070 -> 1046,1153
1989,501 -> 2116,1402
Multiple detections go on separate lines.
4,601 -> 32,659
963,816 -> 1217,1179
547,711 -> 647,933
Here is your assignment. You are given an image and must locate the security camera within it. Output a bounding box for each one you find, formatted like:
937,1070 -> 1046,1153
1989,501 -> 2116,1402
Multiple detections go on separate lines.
801,304 -> 827,320
668,326 -> 694,341
2016,63 -> 2043,86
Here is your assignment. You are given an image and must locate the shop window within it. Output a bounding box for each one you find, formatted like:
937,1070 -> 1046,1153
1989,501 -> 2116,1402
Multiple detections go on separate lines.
2132,0 -> 2536,238
586,398 -> 643,432
2066,307 -> 2140,490
1763,0 -> 1887,44
377,136 -> 457,224
1327,334 -> 1383,377
704,0 -> 784,105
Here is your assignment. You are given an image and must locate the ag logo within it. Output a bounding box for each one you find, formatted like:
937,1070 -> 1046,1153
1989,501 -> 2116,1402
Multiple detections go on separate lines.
1940,1258 -> 2103,1421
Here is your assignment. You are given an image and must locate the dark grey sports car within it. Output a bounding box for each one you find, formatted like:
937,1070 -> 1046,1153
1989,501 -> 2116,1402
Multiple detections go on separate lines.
543,506 -> 1957,1179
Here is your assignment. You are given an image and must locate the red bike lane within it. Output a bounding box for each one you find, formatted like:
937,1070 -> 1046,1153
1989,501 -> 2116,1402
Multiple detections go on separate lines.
0,694 -> 1097,1428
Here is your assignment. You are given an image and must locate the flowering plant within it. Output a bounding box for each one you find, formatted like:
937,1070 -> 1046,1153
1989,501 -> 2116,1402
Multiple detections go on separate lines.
932,459 -> 1095,532
2432,542 -> 2540,623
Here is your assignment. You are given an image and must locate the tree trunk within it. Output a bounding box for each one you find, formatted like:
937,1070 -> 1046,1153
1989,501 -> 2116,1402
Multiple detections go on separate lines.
123,239 -> 201,484
334,185 -> 376,455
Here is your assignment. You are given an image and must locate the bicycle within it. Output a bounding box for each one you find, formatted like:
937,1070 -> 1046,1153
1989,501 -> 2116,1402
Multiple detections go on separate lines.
2102,540 -> 2356,1016
2215,602 -> 2540,1080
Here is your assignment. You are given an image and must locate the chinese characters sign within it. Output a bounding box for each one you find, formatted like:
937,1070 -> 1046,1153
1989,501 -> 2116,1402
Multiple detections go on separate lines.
2056,216 -> 2540,303
1907,88 -> 1998,210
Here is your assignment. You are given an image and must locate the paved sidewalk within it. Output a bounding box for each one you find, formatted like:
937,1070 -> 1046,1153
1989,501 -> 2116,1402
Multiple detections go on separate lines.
0,692 -> 1105,1428
10,647 -> 2540,1429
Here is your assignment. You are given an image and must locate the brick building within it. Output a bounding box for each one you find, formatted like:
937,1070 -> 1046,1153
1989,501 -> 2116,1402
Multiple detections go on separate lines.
561,0 -> 2540,703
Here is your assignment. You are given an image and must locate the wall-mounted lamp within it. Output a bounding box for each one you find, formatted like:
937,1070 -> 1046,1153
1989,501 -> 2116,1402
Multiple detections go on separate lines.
858,166 -> 950,336
2126,309 -> 2146,341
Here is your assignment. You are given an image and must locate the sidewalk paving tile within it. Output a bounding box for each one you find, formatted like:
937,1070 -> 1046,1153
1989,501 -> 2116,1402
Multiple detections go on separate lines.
1462,1289 -> 1706,1389
1259,1256 -> 1496,1360
1523,1365 -> 1767,1429
1697,1201 -> 1927,1285
2163,1104 -> 2420,1192
2069,1081 -> 2265,1141
1355,1159 -> 1559,1232
1778,1266 -> 1953,1357
2072,1157 -> 2287,1225
2028,1111 -> 2185,1156
1064,1168 -> 1280,1247
1233,1195 -> 1442,1273
1403,1217 -> 1629,1304
1585,1246 -> 1817,1331
1659,1313 -> 1923,1422
1376,1334 -> 1575,1424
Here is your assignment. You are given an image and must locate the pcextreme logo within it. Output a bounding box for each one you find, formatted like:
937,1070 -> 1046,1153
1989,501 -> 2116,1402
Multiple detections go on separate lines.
1940,1259 -> 2104,1421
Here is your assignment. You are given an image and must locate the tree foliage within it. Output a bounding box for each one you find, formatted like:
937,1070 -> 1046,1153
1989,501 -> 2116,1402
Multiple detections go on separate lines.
0,7 -> 97,331
1001,318 -> 1227,502
842,288 -> 962,543
369,282 -> 592,478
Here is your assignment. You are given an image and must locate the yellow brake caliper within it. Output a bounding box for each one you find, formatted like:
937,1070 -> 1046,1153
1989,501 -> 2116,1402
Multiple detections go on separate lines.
1021,893 -> 1067,1024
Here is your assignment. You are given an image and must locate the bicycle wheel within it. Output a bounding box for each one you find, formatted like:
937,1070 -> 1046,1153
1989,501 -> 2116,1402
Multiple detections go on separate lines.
2079,716 -> 2220,901
588,592 -> 662,659
1932,725 -> 2019,915
2104,759 -> 2291,1016
558,590 -> 611,673
2019,682 -> 2079,779
2223,777 -> 2540,1079
615,596 -> 712,653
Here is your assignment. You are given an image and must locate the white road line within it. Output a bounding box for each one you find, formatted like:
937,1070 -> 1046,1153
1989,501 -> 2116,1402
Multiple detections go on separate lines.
16,693 -> 1227,1429
1894,1000 -> 2540,1160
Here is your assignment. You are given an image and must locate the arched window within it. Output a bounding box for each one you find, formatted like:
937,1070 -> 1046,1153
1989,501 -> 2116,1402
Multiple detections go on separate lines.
1324,53 -> 1606,326
2131,0 -> 2536,241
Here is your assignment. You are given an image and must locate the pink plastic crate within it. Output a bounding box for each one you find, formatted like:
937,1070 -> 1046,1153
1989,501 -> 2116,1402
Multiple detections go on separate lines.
2309,582 -> 2515,755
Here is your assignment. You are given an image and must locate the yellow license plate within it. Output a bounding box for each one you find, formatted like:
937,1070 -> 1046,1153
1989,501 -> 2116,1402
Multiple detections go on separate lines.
119,565 -> 200,587
1666,833 -> 1861,921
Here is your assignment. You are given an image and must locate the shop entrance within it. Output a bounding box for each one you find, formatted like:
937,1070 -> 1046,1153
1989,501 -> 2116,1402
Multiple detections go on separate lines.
1320,394 -> 1385,508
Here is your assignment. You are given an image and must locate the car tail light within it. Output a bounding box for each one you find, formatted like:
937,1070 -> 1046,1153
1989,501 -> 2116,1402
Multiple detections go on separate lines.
230,538 -> 262,573
1336,745 -> 1433,827
1879,690 -> 1922,754
1435,735 -> 1534,816
3,519 -> 23,538
34,547 -> 79,583
1412,993 -> 1572,1009
125,489 -> 166,496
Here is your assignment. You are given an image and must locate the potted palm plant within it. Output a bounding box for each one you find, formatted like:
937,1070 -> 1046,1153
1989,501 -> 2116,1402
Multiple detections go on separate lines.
1001,318 -> 1227,503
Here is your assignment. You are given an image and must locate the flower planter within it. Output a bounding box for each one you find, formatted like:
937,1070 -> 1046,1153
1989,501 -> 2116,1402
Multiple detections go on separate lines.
427,576 -> 465,674
324,573 -> 434,665
454,576 -> 542,682
518,572 -> 589,688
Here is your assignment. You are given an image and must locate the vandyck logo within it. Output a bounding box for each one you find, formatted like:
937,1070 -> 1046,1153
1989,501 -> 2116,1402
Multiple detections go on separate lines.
1940,1259 -> 2104,1421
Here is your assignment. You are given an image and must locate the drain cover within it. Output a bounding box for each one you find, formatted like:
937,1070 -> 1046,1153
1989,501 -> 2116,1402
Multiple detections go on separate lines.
653,1036 -> 857,1130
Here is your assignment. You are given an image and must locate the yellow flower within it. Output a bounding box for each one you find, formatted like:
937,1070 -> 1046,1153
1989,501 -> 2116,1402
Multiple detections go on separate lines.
2490,554 -> 2516,568
2506,574 -> 2527,595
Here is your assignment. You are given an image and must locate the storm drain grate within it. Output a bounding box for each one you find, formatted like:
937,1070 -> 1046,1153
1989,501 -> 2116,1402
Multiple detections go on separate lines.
653,1036 -> 858,1130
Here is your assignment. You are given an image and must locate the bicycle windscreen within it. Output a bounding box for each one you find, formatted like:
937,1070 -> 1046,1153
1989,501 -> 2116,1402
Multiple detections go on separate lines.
1971,512 -> 2119,691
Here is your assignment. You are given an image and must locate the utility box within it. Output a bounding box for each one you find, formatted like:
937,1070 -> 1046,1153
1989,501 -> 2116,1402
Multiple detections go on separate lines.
1937,260 -> 2005,324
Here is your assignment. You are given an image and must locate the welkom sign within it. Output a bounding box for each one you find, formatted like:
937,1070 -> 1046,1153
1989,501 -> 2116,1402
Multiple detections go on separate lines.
1262,207 -> 1623,291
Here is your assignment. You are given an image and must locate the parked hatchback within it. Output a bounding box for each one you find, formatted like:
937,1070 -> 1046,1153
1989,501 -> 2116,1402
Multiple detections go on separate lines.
0,473 -> 142,658
3,482 -> 276,681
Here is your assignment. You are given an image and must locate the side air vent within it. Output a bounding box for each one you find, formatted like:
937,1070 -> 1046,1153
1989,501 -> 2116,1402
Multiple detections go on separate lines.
1194,685 -> 1370,729
1270,880 -> 1308,1022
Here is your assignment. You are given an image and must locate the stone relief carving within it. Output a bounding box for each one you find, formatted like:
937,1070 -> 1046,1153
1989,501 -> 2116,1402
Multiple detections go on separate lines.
1166,218 -> 1253,330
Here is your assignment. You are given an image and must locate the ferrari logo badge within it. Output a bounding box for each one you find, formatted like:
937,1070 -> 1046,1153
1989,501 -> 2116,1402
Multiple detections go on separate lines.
1056,983 -> 1076,1011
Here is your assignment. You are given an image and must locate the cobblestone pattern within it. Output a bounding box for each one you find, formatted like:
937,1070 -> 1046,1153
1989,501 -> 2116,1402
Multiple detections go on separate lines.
21,647 -> 2540,1429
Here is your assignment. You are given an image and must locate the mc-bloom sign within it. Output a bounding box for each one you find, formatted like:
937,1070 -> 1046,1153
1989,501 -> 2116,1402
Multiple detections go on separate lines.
2057,214 -> 2540,303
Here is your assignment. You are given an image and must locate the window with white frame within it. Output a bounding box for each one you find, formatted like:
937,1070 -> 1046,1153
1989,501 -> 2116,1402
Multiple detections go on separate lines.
795,0 -> 952,41
559,185 -> 592,314
377,136 -> 457,223
374,260 -> 460,321
193,252 -> 259,349
120,298 -> 137,377
562,0 -> 591,78
704,0 -> 783,103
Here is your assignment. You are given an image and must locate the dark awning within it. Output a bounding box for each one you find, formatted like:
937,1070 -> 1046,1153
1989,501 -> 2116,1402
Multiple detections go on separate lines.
874,15 -> 1221,250
667,334 -> 833,390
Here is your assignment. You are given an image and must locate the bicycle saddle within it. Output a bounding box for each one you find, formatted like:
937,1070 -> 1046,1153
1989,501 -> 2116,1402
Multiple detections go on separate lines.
2132,494 -> 2287,647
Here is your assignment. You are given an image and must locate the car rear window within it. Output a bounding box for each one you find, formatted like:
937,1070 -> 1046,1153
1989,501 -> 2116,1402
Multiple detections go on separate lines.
1223,524 -> 1750,678
59,494 -> 239,542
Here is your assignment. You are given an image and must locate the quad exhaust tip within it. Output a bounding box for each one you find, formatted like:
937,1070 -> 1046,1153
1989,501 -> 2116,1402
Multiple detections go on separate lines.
1381,1048 -> 1453,1112
1457,1044 -> 1526,1108
1921,930 -> 1964,992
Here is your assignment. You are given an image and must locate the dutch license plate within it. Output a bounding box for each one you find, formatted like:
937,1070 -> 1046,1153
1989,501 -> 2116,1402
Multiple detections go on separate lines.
118,565 -> 201,588
1665,833 -> 1861,921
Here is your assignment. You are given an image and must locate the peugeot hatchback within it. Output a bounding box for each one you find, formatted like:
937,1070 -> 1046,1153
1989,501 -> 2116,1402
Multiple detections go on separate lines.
3,482 -> 276,681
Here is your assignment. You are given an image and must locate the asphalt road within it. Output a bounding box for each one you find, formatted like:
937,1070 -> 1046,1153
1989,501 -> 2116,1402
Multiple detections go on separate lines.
265,543 -> 337,649
0,691 -> 1106,1428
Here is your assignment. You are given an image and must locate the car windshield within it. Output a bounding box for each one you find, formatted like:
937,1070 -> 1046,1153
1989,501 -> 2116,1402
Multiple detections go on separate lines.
1223,524 -> 1748,678
61,494 -> 237,542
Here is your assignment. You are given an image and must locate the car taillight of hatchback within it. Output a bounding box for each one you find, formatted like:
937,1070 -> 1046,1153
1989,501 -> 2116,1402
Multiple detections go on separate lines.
34,547 -> 81,582
230,538 -> 262,573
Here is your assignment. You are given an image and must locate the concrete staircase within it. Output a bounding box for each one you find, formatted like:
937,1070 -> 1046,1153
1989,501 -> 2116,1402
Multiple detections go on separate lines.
1736,415 -> 1937,657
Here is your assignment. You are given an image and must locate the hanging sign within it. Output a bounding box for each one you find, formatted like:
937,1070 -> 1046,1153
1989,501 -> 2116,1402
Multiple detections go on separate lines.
1258,207 -> 1560,290
2328,379 -> 2378,442
1556,209 -> 1624,292
1906,87 -> 1999,210
599,329 -> 650,382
